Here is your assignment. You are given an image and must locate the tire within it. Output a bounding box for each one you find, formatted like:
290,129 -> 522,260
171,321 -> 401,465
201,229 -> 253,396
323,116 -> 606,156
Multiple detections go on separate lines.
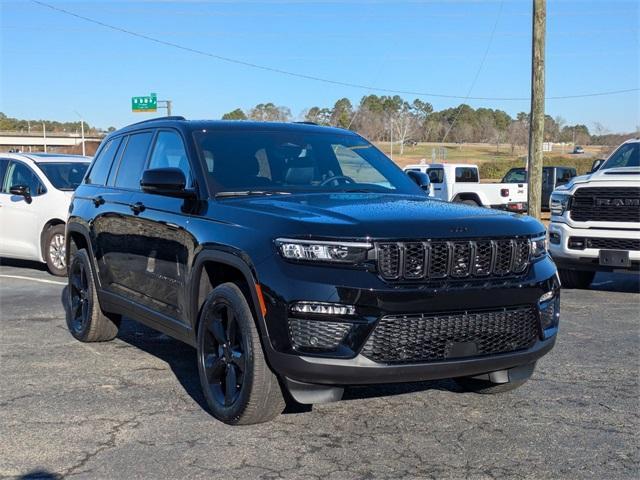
558,269 -> 595,289
461,199 -> 480,206
66,248 -> 120,342
197,282 -> 285,425
455,377 -> 528,394
44,224 -> 67,276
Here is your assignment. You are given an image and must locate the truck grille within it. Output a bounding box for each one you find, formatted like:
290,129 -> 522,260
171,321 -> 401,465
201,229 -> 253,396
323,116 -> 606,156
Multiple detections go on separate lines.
568,237 -> 640,251
570,187 -> 640,223
376,238 -> 530,281
361,306 -> 539,364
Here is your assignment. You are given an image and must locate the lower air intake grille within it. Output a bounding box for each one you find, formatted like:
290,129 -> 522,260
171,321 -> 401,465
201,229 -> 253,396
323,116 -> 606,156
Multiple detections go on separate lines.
361,306 -> 539,364
288,318 -> 351,351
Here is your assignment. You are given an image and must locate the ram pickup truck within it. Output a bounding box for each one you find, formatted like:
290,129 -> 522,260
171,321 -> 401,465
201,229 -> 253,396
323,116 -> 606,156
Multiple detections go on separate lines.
404,163 -> 527,212
549,138 -> 640,288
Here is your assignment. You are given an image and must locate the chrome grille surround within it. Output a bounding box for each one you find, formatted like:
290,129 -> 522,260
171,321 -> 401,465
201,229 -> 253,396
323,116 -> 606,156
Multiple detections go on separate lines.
376,238 -> 531,282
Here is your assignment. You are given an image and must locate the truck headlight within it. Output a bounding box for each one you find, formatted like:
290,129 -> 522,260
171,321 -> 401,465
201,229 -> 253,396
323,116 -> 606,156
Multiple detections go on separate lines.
530,234 -> 547,259
275,238 -> 372,264
550,193 -> 571,216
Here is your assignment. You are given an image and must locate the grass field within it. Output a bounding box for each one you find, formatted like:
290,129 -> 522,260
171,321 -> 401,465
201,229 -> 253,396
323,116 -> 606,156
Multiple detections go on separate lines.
376,142 -> 608,180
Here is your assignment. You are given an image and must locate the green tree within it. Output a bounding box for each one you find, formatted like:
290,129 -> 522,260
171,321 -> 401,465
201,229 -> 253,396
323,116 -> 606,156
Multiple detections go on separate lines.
222,108 -> 247,120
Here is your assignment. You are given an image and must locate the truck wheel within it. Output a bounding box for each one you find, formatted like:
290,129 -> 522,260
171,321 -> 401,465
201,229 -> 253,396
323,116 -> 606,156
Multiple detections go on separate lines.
67,249 -> 120,342
462,199 -> 480,206
44,224 -> 67,276
558,269 -> 595,289
197,282 -> 285,425
455,377 -> 528,394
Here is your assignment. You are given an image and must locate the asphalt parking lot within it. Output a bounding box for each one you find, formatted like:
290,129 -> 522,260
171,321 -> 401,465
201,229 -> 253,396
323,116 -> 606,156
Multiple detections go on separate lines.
1,260 -> 638,480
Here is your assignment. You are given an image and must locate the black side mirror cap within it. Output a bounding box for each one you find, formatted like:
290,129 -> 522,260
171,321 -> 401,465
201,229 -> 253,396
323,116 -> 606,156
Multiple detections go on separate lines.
9,184 -> 32,203
140,168 -> 196,199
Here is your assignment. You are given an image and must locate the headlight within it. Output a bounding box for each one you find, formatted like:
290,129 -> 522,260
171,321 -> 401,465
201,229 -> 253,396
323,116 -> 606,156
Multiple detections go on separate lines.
275,238 -> 372,264
530,234 -> 547,259
550,193 -> 571,216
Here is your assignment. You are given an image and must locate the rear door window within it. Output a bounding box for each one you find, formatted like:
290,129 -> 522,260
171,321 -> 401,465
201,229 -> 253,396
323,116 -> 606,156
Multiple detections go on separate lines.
455,167 -> 479,183
114,132 -> 154,190
86,138 -> 121,186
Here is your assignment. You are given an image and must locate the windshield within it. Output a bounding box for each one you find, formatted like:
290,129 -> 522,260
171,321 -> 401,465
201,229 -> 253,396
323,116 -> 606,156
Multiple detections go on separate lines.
192,129 -> 422,196
601,143 -> 639,170
37,162 -> 89,190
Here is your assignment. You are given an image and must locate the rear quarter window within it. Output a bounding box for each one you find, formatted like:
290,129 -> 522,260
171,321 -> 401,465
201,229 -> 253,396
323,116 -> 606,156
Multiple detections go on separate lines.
455,167 -> 479,183
86,138 -> 122,186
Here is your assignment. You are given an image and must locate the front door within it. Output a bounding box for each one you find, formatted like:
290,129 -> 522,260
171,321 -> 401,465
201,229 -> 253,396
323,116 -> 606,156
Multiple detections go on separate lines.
0,160 -> 46,261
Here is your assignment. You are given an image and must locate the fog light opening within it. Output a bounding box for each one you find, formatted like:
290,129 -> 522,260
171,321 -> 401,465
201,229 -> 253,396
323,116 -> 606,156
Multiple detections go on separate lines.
538,291 -> 560,336
290,302 -> 356,316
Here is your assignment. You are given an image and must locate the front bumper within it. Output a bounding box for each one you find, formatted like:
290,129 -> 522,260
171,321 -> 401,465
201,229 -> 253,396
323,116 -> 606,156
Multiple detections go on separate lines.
548,221 -> 640,271
257,254 -> 560,386
269,335 -> 556,385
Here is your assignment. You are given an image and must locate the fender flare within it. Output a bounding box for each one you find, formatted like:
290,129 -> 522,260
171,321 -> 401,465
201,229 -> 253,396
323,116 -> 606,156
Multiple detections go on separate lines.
189,248 -> 271,347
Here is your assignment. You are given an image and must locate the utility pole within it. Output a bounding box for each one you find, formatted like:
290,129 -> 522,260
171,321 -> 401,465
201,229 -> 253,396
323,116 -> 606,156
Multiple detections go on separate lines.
527,0 -> 546,220
42,122 -> 47,153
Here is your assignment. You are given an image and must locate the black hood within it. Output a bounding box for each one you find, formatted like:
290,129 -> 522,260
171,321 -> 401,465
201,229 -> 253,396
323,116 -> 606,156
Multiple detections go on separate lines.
216,193 -> 544,239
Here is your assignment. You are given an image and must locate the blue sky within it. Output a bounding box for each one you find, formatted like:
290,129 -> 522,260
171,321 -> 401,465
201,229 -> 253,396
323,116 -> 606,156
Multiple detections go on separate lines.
1,0 -> 638,133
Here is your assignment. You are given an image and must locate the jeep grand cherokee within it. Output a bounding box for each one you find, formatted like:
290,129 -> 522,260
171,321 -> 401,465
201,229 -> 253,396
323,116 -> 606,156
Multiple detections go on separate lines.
66,117 -> 560,425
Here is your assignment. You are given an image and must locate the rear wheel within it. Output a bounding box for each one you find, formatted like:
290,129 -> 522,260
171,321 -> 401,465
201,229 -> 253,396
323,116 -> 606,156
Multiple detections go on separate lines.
558,269 -> 595,289
44,224 -> 67,276
197,283 -> 285,425
67,249 -> 120,342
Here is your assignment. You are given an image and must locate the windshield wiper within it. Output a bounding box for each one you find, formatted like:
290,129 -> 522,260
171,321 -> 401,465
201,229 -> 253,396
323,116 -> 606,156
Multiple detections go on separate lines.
215,190 -> 291,198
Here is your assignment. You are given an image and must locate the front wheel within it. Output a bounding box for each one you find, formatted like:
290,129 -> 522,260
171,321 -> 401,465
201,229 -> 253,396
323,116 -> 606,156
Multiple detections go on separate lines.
558,269 -> 595,289
197,283 -> 285,425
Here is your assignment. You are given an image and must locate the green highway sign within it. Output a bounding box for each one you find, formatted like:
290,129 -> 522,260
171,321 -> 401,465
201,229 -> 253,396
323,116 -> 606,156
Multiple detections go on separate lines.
131,93 -> 157,112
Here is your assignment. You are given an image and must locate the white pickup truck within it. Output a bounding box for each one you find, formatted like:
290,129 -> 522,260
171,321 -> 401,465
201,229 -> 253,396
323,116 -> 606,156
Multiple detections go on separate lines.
404,163 -> 527,212
548,138 -> 639,288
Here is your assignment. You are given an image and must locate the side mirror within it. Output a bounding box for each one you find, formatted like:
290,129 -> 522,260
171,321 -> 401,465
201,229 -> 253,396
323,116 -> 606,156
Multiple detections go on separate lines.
589,159 -> 605,173
9,184 -> 32,203
140,168 -> 195,198
406,170 -> 432,196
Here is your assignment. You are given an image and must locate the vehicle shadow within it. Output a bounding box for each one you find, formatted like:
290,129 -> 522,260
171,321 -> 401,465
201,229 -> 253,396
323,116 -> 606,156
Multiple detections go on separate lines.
15,470 -> 60,479
60,286 -> 455,417
0,257 -> 48,273
587,272 -> 640,294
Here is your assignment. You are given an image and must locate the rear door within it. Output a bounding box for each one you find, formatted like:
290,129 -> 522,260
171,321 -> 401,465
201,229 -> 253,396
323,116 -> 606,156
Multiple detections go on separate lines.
541,168 -> 553,208
92,131 -> 153,302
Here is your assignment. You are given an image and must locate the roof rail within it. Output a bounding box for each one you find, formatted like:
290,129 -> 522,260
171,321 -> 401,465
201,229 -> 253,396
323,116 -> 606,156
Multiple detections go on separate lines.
125,116 -> 186,128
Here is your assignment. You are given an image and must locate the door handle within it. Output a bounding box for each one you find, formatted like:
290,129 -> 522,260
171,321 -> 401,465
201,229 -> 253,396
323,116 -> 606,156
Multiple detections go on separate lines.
130,202 -> 146,214
92,196 -> 105,207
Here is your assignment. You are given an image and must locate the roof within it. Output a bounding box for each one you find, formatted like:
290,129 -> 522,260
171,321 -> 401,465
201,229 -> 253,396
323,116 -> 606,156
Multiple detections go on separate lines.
109,117 -> 357,139
0,152 -> 91,163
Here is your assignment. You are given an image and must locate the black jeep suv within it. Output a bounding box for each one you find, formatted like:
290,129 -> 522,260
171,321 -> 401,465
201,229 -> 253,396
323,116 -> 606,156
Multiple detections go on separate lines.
66,117 -> 560,425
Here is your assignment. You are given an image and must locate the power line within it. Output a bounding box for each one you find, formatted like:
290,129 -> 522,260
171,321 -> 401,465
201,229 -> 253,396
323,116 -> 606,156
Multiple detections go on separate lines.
31,0 -> 639,102
441,1 -> 503,143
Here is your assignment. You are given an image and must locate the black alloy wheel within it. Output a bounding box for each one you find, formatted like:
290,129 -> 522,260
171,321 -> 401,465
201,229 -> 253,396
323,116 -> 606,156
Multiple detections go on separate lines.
69,257 -> 90,334
200,301 -> 246,407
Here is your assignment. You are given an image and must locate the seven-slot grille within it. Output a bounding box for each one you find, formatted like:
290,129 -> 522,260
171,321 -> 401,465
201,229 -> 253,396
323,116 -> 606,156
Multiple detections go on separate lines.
570,187 -> 640,223
376,238 -> 530,281
361,306 -> 539,364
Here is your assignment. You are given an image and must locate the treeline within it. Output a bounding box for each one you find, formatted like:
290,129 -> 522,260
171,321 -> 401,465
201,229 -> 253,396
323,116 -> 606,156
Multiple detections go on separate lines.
0,112 -> 113,135
222,97 -> 637,153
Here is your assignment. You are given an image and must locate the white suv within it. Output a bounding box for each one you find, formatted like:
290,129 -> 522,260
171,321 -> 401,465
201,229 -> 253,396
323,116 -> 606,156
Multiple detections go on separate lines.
548,139 -> 639,288
0,153 -> 91,275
